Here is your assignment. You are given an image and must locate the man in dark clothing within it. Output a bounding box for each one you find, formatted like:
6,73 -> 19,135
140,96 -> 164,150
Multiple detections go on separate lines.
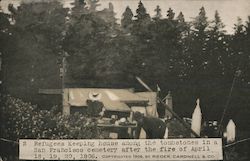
86,99 -> 104,117
133,112 -> 166,139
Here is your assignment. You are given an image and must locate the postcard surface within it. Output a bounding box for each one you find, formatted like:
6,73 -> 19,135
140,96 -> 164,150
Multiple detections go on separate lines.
0,0 -> 249,160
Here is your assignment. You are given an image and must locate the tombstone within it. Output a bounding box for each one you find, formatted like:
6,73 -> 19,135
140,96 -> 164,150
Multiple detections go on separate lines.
226,119 -> 236,143
191,99 -> 202,136
164,127 -> 169,139
109,132 -> 118,139
165,91 -> 173,119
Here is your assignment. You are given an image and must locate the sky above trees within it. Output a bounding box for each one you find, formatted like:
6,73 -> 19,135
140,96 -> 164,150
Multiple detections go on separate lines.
99,0 -> 250,33
1,0 -> 249,33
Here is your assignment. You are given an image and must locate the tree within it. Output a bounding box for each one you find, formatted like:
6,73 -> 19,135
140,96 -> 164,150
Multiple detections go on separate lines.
234,17 -> 245,36
71,0 -> 88,19
8,1 -> 68,54
217,17 -> 250,129
96,2 -> 117,28
188,7 -> 209,68
230,17 -> 249,82
206,10 -> 227,78
177,12 -> 185,23
193,7 -> 209,33
132,1 -> 151,37
3,1 -> 68,107
121,6 -> 133,30
153,5 -> 162,20
212,10 -> 225,33
63,10 -> 125,87
132,11 -> 186,91
0,5 -> 11,53
175,11 -> 190,78
176,12 -> 189,37
88,0 -> 100,12
245,16 -> 250,35
180,7 -> 211,108
199,11 -> 230,117
229,17 -> 245,72
167,8 -> 175,20
0,1 -> 11,91
134,1 -> 150,22
0,11 -> 10,32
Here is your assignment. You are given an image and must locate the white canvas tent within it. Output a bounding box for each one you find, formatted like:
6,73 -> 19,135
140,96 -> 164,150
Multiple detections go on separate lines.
63,88 -> 157,115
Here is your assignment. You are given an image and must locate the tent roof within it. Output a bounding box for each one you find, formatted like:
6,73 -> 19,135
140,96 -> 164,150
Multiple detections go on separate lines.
136,92 -> 159,117
65,88 -> 149,112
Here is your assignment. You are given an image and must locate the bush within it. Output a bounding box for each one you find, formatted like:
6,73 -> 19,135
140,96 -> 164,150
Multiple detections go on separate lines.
1,95 -> 104,160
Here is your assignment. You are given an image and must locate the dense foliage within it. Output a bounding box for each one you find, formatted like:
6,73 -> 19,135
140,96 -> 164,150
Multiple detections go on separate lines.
1,95 -> 101,140
0,95 -> 106,160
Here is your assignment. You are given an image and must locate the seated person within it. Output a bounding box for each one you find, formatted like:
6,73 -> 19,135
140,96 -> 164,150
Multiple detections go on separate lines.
133,112 -> 167,139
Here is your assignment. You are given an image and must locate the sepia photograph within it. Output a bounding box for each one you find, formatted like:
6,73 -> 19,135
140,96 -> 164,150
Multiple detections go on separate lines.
0,0 -> 249,160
